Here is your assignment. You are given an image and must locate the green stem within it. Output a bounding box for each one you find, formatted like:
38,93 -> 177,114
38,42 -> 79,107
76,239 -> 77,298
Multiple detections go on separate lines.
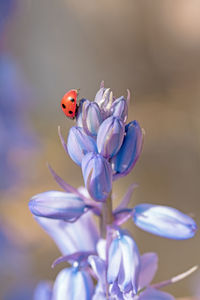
100,192 -> 113,238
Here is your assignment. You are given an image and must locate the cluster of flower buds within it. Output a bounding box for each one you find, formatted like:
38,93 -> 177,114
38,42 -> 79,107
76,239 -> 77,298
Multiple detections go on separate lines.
30,83 -> 197,300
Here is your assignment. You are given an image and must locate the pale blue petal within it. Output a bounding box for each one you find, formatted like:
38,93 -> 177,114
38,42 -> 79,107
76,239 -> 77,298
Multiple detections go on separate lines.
88,255 -> 106,291
92,283 -> 107,300
96,239 -> 106,260
35,211 -> 99,255
52,268 -> 94,300
133,204 -> 197,239
118,234 -> 140,294
138,253 -> 158,289
107,238 -> 122,284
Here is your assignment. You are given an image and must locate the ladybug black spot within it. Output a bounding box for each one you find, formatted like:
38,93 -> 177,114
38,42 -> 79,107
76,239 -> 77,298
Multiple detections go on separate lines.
70,98 -> 75,102
68,110 -> 73,114
62,103 -> 66,109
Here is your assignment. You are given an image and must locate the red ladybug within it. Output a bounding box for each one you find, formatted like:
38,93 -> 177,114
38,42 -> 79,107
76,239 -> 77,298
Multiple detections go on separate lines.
61,89 -> 78,119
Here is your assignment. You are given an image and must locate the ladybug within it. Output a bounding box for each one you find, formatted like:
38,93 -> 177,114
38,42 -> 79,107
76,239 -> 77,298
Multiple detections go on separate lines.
61,89 -> 78,119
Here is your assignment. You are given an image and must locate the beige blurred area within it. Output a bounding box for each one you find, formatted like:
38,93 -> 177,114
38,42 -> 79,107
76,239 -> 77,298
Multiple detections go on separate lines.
1,0 -> 200,298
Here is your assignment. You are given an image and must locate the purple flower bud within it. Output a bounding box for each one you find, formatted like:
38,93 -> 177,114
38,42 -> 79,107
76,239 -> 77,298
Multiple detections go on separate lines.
133,204 -> 197,239
111,120 -> 143,179
107,229 -> 140,294
67,127 -> 97,166
29,191 -> 88,222
81,152 -> 112,201
52,267 -> 94,300
97,116 -> 125,158
94,88 -> 114,113
111,96 -> 128,122
79,100 -> 103,136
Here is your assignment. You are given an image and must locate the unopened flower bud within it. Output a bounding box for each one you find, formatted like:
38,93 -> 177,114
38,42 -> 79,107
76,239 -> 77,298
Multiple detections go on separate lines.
81,152 -> 112,202
107,229 -> 140,294
133,204 -> 197,239
97,116 -> 125,158
111,96 -> 128,122
67,127 -> 97,166
29,191 -> 88,222
111,120 -> 143,179
80,100 -> 103,136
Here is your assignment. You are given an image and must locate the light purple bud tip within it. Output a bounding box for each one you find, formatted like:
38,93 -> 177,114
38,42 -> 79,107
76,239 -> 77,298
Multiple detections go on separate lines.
97,116 -> 125,158
80,100 -> 103,136
81,152 -> 112,202
111,120 -> 143,179
133,204 -> 197,239
111,96 -> 128,122
29,191 -> 88,222
67,126 -> 97,166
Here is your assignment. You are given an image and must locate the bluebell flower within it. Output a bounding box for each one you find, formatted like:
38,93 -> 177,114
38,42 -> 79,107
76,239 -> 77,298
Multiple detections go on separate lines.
35,210 -> 99,255
67,126 -> 97,166
111,120 -> 143,179
133,204 -> 197,239
97,116 -> 125,158
89,247 -> 197,300
82,152 -> 112,201
52,266 -> 94,300
29,191 -> 90,222
107,229 -> 140,295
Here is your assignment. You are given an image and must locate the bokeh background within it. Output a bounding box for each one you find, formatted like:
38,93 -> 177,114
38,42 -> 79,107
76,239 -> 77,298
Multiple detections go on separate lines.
0,0 -> 200,299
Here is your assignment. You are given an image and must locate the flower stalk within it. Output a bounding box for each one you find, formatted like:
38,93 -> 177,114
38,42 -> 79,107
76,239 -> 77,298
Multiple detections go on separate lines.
100,192 -> 113,238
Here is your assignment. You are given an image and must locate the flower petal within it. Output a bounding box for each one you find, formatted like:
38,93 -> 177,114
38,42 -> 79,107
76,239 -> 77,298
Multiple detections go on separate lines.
34,211 -> 99,255
107,237 -> 122,284
88,255 -> 107,292
133,204 -> 197,239
138,253 -> 158,289
29,191 -> 88,221
118,234 -> 140,294
82,152 -> 112,202
107,229 -> 140,294
52,251 -> 95,268
96,239 -> 106,261
52,268 -> 94,300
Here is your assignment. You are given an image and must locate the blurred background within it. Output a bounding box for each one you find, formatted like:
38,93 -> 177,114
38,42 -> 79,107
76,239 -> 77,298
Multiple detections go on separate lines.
0,0 -> 200,298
